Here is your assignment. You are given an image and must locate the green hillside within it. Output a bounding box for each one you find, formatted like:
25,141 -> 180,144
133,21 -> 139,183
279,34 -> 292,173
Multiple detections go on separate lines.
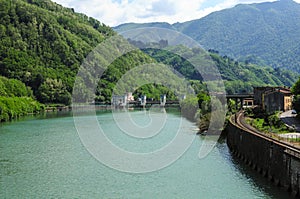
114,0 -> 300,73
143,47 -> 298,94
0,0 -> 155,104
0,0 -> 112,103
175,0 -> 300,72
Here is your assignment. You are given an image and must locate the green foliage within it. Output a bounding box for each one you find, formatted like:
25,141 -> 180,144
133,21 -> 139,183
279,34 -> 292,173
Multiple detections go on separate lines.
0,0 -> 114,104
133,84 -> 176,101
248,113 -> 288,134
177,0 -> 300,73
0,0 -> 167,105
180,96 -> 199,121
2,0 -> 299,108
143,46 -> 298,94
210,52 -> 298,91
115,0 -> 300,73
114,22 -> 174,33
227,99 -> 237,114
197,92 -> 210,103
292,95 -> 300,113
267,113 -> 285,129
0,96 -> 44,122
246,109 -> 289,134
292,77 -> 300,113
143,48 -> 201,80
251,118 -> 265,130
95,51 -> 155,103
180,92 -> 225,132
292,77 -> 300,95
0,76 -> 43,122
0,76 -> 32,97
37,78 -> 71,105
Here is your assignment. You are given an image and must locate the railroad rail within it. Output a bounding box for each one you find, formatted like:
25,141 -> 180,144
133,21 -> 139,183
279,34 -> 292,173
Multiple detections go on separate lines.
231,111 -> 300,159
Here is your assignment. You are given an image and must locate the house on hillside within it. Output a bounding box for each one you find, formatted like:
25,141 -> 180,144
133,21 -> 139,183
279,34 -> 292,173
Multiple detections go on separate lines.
253,86 -> 293,113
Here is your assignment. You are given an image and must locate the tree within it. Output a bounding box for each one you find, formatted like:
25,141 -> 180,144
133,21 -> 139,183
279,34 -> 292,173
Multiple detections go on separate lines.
292,77 -> 300,113
293,95 -> 300,113
180,96 -> 199,121
292,77 -> 300,95
36,78 -> 71,105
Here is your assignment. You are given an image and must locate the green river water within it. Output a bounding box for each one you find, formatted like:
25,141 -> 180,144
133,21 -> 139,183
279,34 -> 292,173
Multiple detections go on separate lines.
0,109 -> 293,198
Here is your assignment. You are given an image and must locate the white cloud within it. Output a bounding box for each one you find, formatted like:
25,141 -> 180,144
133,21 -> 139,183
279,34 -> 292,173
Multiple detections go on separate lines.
52,0 -> 298,27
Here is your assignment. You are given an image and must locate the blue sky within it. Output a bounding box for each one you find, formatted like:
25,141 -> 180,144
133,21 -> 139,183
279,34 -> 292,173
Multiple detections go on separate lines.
52,0 -> 300,27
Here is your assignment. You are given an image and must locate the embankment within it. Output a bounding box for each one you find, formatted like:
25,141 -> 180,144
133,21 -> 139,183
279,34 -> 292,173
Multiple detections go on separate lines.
225,112 -> 300,197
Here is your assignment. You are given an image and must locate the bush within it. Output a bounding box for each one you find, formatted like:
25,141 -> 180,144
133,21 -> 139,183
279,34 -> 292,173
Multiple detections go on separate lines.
267,113 -> 284,128
180,96 -> 199,121
0,76 -> 32,97
0,97 -> 44,122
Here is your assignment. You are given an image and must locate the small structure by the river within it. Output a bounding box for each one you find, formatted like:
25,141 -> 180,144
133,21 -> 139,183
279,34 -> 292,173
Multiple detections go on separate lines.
140,95 -> 147,107
111,92 -> 135,108
112,94 -> 127,108
160,94 -> 166,107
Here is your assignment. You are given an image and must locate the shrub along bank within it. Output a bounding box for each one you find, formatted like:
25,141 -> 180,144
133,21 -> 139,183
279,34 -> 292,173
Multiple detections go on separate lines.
0,76 -> 44,122
0,97 -> 44,122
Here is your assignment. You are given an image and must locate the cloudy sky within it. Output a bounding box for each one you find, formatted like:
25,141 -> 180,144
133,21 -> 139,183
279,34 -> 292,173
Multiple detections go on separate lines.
52,0 -> 300,27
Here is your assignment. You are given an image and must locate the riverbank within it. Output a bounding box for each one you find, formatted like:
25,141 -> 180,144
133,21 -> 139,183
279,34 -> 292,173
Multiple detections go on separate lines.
225,112 -> 300,197
0,97 -> 44,122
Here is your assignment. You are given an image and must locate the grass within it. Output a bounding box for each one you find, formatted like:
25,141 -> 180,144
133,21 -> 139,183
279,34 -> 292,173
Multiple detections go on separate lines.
246,117 -> 293,134
245,114 -> 300,145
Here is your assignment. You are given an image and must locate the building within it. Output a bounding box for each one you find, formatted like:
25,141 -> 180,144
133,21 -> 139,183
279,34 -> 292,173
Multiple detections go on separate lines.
254,86 -> 293,113
112,92 -> 136,108
243,98 -> 254,107
112,95 -> 128,107
160,94 -> 166,106
126,92 -> 135,102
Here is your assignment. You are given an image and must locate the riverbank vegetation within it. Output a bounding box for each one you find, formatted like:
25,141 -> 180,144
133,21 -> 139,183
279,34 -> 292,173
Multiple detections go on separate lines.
180,92 -> 226,132
292,77 -> 300,114
0,97 -> 43,122
0,76 -> 44,122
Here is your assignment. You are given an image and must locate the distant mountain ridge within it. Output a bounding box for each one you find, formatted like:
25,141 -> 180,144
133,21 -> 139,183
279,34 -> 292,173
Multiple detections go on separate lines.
114,0 -> 300,73
0,0 -> 298,106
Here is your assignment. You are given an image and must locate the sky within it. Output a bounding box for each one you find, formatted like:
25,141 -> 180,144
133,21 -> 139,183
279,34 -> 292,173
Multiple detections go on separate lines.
52,0 -> 300,27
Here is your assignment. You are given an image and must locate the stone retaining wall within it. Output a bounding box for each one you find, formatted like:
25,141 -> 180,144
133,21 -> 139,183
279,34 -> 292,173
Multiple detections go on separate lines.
225,119 -> 300,197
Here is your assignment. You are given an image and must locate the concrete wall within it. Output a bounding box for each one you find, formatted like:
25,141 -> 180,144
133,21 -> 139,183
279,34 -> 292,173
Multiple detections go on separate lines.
225,121 -> 300,197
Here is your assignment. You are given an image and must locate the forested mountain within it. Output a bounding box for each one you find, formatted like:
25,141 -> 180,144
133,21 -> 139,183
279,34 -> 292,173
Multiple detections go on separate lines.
0,0 -> 299,108
143,47 -> 298,94
0,0 -> 153,104
114,0 -> 300,73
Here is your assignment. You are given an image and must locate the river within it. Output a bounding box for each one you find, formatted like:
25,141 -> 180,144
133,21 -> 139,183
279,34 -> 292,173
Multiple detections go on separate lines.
0,109 -> 293,198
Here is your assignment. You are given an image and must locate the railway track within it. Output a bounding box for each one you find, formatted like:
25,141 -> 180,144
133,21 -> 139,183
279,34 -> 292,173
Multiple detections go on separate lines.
231,111 -> 300,158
